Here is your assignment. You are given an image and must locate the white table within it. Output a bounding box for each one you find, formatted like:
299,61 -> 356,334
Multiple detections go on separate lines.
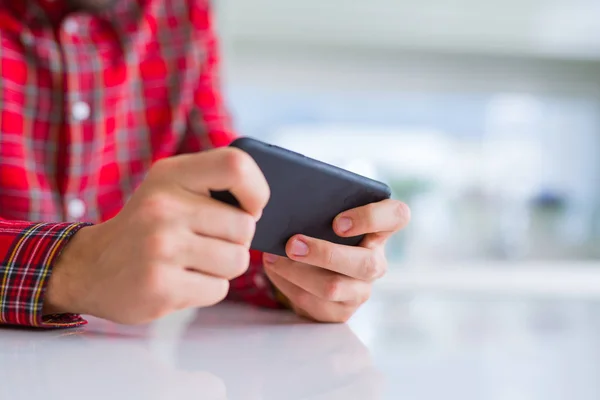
2,292 -> 600,400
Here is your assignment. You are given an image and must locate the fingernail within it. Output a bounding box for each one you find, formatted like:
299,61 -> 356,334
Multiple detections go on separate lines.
264,253 -> 279,264
290,238 -> 309,257
336,216 -> 353,234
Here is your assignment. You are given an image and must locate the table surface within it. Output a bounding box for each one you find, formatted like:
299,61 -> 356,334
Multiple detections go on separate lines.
2,292 -> 600,400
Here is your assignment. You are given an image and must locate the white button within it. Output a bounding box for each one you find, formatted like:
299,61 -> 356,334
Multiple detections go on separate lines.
67,199 -> 86,219
72,101 -> 91,121
21,32 -> 34,46
253,274 -> 266,289
64,19 -> 79,35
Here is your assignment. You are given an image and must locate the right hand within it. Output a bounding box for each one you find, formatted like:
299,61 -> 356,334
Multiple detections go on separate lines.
45,148 -> 270,324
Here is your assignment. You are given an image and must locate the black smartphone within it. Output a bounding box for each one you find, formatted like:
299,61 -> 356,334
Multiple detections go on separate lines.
211,137 -> 392,257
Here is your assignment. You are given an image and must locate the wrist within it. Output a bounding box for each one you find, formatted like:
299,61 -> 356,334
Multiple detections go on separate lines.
44,225 -> 97,316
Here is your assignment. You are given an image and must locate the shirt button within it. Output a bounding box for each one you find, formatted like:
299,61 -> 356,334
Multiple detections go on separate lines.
67,199 -> 86,219
72,101 -> 91,121
253,274 -> 267,289
21,32 -> 34,47
64,19 -> 79,35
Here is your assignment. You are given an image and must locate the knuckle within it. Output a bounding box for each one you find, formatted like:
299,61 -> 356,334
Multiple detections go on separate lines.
139,192 -> 176,222
230,246 -> 251,278
361,252 -> 380,280
257,179 -> 271,209
209,279 -> 230,305
237,213 -> 257,245
223,148 -> 254,180
196,278 -> 230,308
145,232 -> 175,261
324,276 -> 343,301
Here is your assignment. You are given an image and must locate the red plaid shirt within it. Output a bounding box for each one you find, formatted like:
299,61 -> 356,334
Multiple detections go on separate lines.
0,0 -> 282,328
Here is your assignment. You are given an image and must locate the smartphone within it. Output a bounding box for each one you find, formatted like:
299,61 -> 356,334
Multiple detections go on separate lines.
211,137 -> 392,257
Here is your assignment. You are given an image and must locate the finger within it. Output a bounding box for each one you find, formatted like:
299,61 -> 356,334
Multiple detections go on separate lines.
285,235 -> 387,281
137,188 -> 256,246
162,148 -> 270,219
265,267 -> 357,323
180,234 -> 250,280
264,256 -> 371,304
170,269 -> 230,309
333,199 -> 410,238
359,232 -> 390,250
188,194 -> 256,246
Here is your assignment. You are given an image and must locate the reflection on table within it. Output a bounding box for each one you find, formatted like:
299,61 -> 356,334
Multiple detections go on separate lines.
0,303 -> 380,400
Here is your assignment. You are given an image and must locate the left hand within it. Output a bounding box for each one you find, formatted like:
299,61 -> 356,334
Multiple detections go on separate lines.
263,199 -> 410,323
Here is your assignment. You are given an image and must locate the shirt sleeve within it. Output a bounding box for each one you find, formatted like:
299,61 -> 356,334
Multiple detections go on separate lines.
179,2 -> 284,309
224,250 -> 287,309
0,219 -> 90,328
180,0 -> 236,153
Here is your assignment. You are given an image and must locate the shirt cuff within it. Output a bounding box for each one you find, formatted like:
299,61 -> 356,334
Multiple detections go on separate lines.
0,221 -> 90,329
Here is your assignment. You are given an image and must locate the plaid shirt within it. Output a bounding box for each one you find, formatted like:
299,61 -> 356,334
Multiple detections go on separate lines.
0,0 -> 281,328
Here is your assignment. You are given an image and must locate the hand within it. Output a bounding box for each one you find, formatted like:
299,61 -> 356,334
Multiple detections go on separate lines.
264,199 -> 410,323
44,148 -> 270,324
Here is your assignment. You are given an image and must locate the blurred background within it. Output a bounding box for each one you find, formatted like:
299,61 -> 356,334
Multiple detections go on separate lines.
212,0 -> 600,281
